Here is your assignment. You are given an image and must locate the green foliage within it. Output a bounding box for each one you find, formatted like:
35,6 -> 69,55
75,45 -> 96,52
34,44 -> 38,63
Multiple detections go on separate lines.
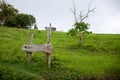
15,13 -> 36,28
68,22 -> 91,44
67,28 -> 77,36
68,22 -> 90,36
0,26 -> 120,80
75,22 -> 89,32
0,1 -> 36,29
0,1 -> 18,25
34,24 -> 38,30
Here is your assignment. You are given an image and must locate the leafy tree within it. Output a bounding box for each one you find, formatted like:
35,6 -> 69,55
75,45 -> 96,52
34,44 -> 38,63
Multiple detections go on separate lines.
68,1 -> 95,44
14,13 -> 36,29
0,0 -> 18,25
0,0 -> 36,29
68,22 -> 90,44
34,24 -> 38,30
67,28 -> 77,36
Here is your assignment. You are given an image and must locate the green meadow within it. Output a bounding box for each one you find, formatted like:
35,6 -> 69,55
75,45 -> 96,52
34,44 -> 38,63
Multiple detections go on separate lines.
0,26 -> 120,80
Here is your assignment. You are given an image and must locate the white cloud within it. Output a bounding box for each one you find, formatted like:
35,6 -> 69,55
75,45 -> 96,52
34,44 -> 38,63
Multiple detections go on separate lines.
6,0 -> 120,34
88,0 -> 120,34
99,12 -> 120,34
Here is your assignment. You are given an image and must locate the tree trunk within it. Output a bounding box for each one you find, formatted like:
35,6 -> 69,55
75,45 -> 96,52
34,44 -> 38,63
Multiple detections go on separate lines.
79,32 -> 82,44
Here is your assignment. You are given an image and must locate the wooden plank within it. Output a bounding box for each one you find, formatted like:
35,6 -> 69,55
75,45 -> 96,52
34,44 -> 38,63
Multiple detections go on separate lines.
22,43 -> 53,53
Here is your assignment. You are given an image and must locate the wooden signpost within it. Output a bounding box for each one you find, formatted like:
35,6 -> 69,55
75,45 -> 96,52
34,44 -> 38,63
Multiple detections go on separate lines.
22,23 -> 53,68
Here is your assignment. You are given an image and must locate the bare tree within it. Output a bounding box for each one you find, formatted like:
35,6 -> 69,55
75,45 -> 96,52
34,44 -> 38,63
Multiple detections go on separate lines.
70,2 -> 77,22
69,0 -> 95,44
70,0 -> 95,23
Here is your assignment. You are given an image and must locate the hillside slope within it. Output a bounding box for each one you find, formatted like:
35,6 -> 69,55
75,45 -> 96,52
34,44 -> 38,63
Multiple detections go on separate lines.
0,26 -> 120,80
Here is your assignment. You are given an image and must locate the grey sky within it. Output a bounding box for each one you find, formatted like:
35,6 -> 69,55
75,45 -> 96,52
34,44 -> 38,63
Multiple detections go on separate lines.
6,0 -> 120,34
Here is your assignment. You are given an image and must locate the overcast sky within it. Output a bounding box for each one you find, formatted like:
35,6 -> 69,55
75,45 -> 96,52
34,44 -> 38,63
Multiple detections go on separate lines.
6,0 -> 120,34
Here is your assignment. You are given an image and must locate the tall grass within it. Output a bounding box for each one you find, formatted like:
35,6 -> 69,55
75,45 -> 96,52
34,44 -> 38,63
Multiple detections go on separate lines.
0,26 -> 120,80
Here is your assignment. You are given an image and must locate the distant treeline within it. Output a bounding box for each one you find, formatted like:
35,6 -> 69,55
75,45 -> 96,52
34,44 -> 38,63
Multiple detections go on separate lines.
0,0 -> 36,29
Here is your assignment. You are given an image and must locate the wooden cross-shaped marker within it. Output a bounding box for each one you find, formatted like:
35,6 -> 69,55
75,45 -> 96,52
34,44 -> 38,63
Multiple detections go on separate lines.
22,23 -> 53,68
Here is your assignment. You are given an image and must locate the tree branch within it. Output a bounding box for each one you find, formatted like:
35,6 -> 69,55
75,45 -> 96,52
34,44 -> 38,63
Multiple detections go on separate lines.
70,0 -> 95,23
79,0 -> 95,22
70,2 -> 77,22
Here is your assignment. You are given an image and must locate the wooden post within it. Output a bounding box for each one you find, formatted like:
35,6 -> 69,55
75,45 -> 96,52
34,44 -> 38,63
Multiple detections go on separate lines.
26,33 -> 33,62
47,23 -> 51,44
46,53 -> 51,68
46,23 -> 51,68
26,52 -> 32,62
30,32 -> 34,44
22,23 -> 53,68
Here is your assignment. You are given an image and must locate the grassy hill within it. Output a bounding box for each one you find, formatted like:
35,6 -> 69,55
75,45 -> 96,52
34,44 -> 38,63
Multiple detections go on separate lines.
0,26 -> 120,80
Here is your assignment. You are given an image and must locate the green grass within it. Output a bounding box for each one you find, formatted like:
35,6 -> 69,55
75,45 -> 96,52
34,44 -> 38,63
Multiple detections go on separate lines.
0,26 -> 120,80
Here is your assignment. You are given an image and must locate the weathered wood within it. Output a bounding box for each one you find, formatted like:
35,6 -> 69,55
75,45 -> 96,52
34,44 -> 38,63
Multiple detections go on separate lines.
46,53 -> 51,68
47,23 -> 51,43
26,52 -> 32,62
30,32 -> 34,44
45,27 -> 56,31
26,33 -> 34,62
22,23 -> 53,68
22,43 -> 53,53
